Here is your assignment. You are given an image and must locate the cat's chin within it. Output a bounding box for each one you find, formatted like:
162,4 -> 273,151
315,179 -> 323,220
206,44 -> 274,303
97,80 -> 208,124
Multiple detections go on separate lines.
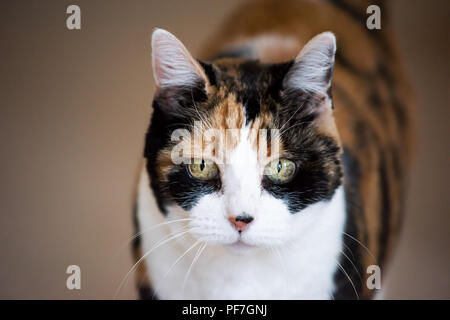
225,240 -> 258,255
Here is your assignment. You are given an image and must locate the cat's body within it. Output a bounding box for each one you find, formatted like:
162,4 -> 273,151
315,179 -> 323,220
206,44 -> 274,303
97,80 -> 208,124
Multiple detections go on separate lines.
133,0 -> 413,300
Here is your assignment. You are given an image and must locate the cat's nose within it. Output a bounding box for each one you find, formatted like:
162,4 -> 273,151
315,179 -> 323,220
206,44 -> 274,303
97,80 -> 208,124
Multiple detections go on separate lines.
228,213 -> 254,232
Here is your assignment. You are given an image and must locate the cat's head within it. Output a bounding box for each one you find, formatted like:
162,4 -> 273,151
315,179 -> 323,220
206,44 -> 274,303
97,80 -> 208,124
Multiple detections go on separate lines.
144,29 -> 342,253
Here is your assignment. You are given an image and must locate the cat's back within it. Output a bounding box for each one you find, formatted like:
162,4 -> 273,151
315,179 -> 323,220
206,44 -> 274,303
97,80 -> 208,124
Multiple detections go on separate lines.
199,0 -> 414,298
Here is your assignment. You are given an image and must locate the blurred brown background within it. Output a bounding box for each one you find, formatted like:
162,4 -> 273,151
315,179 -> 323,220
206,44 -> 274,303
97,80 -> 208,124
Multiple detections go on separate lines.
0,0 -> 448,299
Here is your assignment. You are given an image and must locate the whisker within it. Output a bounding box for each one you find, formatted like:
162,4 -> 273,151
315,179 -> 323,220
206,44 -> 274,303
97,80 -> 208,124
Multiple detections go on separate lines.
335,259 -> 359,300
342,232 -> 377,263
340,250 -> 363,285
167,122 -> 195,131
342,242 -> 356,260
273,246 -> 289,298
278,101 -> 306,133
190,88 -> 213,130
182,242 -> 207,298
114,228 -> 192,299
114,218 -> 193,258
279,121 -> 311,136
152,240 -> 202,299
130,219 -> 192,246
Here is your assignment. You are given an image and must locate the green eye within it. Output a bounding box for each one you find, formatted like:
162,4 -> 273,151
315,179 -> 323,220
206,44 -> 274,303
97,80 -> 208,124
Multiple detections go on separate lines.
264,158 -> 296,183
188,159 -> 219,180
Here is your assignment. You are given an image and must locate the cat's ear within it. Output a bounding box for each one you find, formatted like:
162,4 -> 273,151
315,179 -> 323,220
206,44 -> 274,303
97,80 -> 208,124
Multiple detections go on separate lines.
152,28 -> 210,90
283,32 -> 336,96
279,33 -> 339,137
151,28 -> 213,115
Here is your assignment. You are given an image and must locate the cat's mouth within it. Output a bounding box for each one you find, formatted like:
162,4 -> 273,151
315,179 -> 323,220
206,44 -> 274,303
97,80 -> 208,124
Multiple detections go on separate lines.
227,239 -> 256,254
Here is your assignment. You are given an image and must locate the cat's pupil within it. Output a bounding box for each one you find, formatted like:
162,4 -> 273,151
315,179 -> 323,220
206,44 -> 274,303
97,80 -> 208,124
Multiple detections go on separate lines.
277,161 -> 282,173
200,159 -> 205,171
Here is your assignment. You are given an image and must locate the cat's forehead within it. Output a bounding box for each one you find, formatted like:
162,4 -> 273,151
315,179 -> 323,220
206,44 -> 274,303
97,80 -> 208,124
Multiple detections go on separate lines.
213,58 -> 264,75
205,62 -> 280,150
183,91 -> 280,164
211,58 -> 291,88
204,58 -> 291,126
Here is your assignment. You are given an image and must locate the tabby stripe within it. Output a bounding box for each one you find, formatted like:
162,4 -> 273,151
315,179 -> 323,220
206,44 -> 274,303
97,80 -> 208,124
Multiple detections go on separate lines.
335,52 -> 408,139
376,62 -> 408,128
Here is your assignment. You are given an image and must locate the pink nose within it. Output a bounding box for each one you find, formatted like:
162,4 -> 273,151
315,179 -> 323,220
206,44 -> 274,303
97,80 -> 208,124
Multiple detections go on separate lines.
228,214 -> 254,232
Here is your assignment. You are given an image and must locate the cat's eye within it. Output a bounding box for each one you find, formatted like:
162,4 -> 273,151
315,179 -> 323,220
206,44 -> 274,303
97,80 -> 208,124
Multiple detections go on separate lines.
188,159 -> 219,180
264,158 -> 296,184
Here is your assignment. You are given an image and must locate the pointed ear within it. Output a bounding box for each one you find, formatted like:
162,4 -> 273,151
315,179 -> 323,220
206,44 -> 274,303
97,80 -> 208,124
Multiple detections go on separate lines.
283,32 -> 336,95
152,28 -> 209,90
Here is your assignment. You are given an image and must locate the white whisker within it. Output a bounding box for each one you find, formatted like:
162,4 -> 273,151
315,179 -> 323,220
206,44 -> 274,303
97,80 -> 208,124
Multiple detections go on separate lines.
273,246 -> 289,298
152,240 -> 202,299
114,218 -> 193,258
114,228 -> 191,299
342,232 -> 376,263
278,101 -> 306,133
335,259 -> 359,300
182,242 -> 207,298
340,250 -> 363,285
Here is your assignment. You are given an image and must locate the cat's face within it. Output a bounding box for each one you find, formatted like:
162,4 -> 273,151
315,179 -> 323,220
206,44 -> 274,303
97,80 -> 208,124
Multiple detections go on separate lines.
144,29 -> 342,252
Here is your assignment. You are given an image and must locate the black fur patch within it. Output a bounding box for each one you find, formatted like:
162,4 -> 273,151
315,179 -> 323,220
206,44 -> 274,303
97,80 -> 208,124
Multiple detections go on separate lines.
138,284 -> 158,300
198,60 -> 217,87
211,60 -> 294,124
144,80 -> 212,214
262,136 -> 341,213
167,166 -> 221,211
333,148 -> 365,299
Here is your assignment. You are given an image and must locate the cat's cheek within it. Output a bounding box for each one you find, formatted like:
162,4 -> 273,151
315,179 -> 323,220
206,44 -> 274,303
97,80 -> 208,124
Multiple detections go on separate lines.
187,193 -> 239,245
241,193 -> 293,247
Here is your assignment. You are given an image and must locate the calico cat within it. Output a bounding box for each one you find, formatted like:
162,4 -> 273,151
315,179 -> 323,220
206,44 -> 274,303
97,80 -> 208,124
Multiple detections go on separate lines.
132,0 -> 413,299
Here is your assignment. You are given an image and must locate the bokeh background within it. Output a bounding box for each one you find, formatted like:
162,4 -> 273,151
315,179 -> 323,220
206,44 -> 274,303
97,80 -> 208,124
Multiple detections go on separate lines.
0,0 -> 448,299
